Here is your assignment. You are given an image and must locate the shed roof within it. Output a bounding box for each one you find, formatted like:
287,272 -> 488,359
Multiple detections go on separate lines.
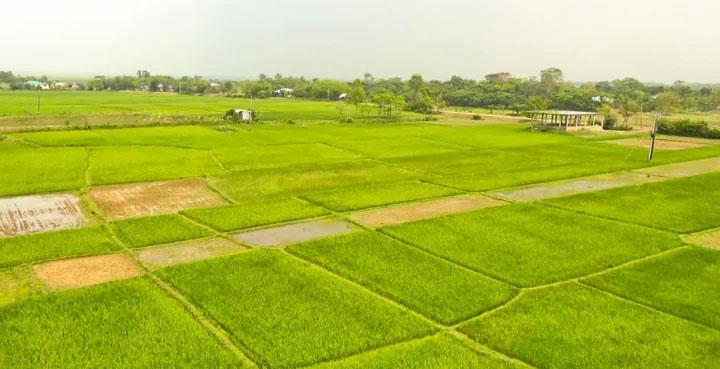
530,110 -> 600,116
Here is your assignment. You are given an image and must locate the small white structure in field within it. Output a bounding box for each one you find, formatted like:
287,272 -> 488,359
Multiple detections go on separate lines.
338,93 -> 348,100
225,109 -> 253,122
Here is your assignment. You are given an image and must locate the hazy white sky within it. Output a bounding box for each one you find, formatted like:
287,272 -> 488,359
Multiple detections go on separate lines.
3,0 -> 719,82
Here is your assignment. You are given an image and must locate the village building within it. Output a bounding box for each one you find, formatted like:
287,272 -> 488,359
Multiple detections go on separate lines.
24,80 -> 49,90
274,87 -> 294,97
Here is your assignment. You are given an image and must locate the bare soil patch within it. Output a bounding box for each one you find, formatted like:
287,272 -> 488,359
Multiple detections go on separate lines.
138,238 -> 245,269
634,157 -> 720,178
89,179 -> 226,219
233,219 -> 359,248
0,194 -> 86,237
684,229 -> 720,250
35,254 -> 143,290
607,138 -> 707,151
350,195 -> 505,228
493,172 -> 664,202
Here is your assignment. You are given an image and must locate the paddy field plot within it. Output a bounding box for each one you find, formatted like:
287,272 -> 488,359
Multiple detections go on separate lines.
0,278 -> 244,369
350,194 -> 504,228
302,181 -> 461,212
1,116 -> 720,368
182,198 -> 329,232
110,214 -> 214,248
384,204 -> 682,287
0,193 -> 87,237
88,146 -> 223,185
459,283 -> 720,369
546,172 -> 720,233
0,226 -> 119,268
89,179 -> 226,219
233,218 -> 359,248
288,232 -> 517,324
35,253 -> 143,290
306,333 -> 528,369
158,250 -> 434,369
584,247 -> 720,330
0,146 -> 86,197
137,238 -> 245,269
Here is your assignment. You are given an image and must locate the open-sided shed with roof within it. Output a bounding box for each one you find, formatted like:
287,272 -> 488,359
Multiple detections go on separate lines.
529,110 -> 603,131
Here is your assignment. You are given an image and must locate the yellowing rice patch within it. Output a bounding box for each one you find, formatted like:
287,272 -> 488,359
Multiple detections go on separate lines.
684,229 -> 720,250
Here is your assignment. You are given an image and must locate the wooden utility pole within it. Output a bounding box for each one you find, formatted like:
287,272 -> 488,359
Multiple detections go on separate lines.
648,118 -> 658,162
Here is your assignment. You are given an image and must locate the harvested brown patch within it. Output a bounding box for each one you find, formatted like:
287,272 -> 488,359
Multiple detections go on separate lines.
350,195 -> 504,228
35,254 -> 143,290
0,194 -> 86,237
634,157 -> 720,178
233,219 -> 359,248
684,229 -> 720,250
138,238 -> 245,269
493,172 -> 663,202
606,138 -> 707,150
90,179 -> 226,219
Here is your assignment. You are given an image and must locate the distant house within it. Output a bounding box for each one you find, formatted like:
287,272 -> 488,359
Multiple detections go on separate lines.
274,88 -> 294,97
25,80 -> 49,90
338,93 -> 348,100
210,82 -> 221,90
156,83 -> 164,92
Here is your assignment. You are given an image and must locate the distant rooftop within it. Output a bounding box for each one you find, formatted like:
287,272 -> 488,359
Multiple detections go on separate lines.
530,110 -> 600,116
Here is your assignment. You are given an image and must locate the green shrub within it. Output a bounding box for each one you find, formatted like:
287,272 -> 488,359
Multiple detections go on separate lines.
658,119 -> 720,139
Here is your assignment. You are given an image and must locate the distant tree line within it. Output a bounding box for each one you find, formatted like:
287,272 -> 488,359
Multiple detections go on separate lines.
2,69 -> 720,119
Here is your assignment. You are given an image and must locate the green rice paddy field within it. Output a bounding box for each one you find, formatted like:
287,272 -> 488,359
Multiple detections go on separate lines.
1,93 -> 720,369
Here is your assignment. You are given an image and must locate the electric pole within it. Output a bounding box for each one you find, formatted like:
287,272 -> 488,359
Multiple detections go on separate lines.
648,115 -> 659,162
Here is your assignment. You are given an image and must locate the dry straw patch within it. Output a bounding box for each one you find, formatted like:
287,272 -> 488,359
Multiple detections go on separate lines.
0,194 -> 86,237
35,254 -> 143,290
350,195 -> 505,228
606,138 -> 707,151
89,179 -> 226,220
684,229 -> 720,250
138,238 -> 245,269
233,219 -> 359,248
634,157 -> 720,178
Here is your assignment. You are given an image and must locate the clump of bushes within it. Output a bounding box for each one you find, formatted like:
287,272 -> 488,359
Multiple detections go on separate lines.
657,119 -> 720,139
471,114 -> 484,121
